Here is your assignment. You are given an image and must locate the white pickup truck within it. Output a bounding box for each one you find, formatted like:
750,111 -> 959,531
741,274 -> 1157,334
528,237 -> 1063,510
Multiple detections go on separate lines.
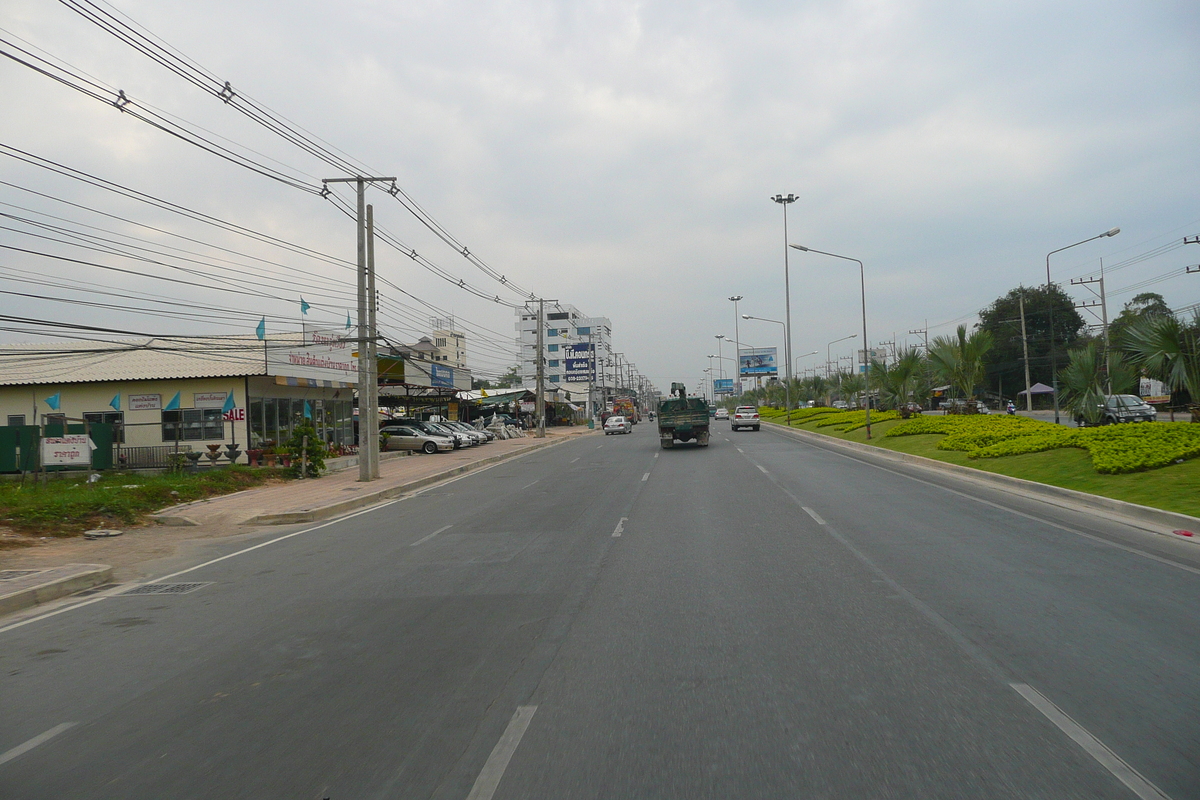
731,406 -> 760,431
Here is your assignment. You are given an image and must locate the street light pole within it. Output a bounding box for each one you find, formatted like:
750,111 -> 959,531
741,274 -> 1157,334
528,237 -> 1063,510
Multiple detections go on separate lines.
791,245 -> 872,439
729,295 -> 743,394
1045,227 -> 1120,424
741,313 -> 789,419
772,194 -> 798,425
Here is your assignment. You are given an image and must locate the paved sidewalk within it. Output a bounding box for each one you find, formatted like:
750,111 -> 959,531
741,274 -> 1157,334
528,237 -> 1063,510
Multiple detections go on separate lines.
0,426 -> 596,613
152,426 -> 594,527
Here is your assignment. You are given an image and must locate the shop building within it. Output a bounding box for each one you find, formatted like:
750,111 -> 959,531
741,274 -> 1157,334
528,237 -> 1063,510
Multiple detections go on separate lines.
0,332 -> 357,465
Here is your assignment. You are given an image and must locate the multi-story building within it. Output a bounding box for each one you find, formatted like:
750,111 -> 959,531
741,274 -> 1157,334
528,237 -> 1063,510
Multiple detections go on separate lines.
515,304 -> 612,412
429,317 -> 466,369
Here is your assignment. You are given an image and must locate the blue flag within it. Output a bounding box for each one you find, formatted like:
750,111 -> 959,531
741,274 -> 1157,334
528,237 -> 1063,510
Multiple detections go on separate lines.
109,393 -> 120,411
300,298 -> 311,315
304,400 -> 312,419
256,317 -> 266,340
345,311 -> 352,330
45,392 -> 61,410
164,392 -> 181,411
222,392 -> 235,414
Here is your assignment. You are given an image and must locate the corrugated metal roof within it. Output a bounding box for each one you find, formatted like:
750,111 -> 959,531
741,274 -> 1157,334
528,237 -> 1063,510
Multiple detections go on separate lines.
0,335 -> 299,387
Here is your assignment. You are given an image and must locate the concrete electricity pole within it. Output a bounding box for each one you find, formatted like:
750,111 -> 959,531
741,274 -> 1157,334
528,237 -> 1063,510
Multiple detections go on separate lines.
1019,293 -> 1033,412
322,175 -> 394,483
536,298 -> 545,438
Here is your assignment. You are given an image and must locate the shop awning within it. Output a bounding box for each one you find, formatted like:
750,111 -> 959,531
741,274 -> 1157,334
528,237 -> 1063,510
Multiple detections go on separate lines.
1018,382 -> 1056,396
477,389 -> 531,407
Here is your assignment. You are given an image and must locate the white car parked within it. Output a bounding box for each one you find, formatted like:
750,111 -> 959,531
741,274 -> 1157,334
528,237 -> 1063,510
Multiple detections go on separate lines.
604,415 -> 632,434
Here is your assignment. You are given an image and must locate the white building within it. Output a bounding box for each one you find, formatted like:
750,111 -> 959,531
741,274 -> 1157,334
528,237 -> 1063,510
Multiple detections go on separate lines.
429,317 -> 466,369
515,304 -> 612,413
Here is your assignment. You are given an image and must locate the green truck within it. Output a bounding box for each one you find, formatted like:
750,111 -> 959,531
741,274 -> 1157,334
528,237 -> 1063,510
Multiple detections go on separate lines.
657,383 -> 710,448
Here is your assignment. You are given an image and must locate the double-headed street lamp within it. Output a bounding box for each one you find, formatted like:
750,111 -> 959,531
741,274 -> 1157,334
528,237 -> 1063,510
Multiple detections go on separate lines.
742,313 -> 791,422
1046,227 -> 1120,424
791,244 -> 872,438
771,194 -> 798,424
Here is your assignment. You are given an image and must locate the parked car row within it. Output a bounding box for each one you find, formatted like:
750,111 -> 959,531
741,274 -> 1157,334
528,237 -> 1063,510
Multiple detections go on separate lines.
380,419 -> 495,454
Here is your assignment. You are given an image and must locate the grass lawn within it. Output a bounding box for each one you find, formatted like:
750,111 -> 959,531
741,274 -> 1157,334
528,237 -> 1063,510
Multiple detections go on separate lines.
0,467 -> 290,541
767,414 -> 1200,520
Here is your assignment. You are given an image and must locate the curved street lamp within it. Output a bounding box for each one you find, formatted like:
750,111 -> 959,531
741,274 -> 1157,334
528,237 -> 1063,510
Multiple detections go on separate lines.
742,313 -> 791,421
791,244 -> 872,438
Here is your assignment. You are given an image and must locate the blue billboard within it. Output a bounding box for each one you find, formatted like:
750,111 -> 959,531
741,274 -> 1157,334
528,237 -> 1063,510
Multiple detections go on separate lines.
739,347 -> 778,376
563,343 -> 595,380
431,364 -> 454,387
713,378 -> 734,394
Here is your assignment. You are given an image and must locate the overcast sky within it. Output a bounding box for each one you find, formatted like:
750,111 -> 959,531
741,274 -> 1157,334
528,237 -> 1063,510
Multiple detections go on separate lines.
2,0 -> 1198,392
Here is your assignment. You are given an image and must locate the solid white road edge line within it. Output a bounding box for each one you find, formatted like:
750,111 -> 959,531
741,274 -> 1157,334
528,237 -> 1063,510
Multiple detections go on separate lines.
1010,683 -> 1173,800
465,705 -> 538,800
411,524 -> 453,547
0,722 -> 77,767
802,507 -> 826,525
2,435 -> 578,635
612,517 -> 627,537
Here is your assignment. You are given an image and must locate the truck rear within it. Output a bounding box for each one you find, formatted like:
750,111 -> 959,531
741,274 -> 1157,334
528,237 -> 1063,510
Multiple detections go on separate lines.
657,383 -> 710,448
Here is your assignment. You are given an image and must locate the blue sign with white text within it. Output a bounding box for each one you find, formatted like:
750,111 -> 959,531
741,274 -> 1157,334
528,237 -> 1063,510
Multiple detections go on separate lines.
431,364 -> 454,387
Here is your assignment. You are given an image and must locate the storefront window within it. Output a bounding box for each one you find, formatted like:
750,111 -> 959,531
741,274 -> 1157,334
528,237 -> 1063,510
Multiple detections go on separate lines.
161,409 -> 223,441
250,399 -> 264,447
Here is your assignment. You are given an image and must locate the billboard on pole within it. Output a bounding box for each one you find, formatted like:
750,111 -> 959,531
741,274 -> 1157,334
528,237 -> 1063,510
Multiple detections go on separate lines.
713,378 -> 734,394
563,343 -> 595,380
739,347 -> 778,376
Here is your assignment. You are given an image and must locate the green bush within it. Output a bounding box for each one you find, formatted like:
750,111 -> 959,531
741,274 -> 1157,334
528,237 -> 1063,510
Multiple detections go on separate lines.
284,423 -> 328,478
885,415 -> 1200,474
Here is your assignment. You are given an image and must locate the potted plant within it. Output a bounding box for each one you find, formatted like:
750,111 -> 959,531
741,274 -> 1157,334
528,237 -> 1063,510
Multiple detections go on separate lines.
246,448 -> 264,466
261,445 -> 278,467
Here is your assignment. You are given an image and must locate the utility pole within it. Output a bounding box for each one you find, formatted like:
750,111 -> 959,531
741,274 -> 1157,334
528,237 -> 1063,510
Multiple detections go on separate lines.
535,298 -> 545,438
908,322 -> 928,353
323,175 -> 395,483
1019,293 -> 1033,411
365,205 -> 379,479
1071,257 -> 1112,393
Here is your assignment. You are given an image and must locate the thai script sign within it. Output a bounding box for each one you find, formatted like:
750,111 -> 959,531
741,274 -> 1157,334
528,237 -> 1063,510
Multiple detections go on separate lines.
431,364 -> 455,387
563,343 -> 595,380
194,392 -> 228,409
128,394 -> 161,410
42,434 -> 93,466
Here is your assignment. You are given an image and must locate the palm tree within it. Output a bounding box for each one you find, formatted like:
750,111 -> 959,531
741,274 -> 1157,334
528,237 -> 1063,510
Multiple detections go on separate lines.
1061,341 -> 1138,425
928,325 -> 994,403
873,349 -> 926,410
1125,310 -> 1200,415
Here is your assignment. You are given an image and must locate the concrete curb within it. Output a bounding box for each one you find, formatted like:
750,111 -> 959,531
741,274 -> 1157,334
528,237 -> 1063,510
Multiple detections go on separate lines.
242,433 -> 585,526
764,421 -> 1200,542
0,563 -> 113,617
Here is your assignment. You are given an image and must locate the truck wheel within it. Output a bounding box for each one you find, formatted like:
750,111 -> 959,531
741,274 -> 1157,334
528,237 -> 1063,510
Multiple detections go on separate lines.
660,438 -> 674,449
698,431 -> 710,446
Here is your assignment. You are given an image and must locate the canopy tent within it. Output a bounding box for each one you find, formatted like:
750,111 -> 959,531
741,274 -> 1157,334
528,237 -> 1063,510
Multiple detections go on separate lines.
1018,383 -> 1056,396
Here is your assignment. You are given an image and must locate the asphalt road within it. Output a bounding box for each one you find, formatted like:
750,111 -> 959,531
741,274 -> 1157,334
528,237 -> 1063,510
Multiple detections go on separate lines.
2,423 -> 1197,798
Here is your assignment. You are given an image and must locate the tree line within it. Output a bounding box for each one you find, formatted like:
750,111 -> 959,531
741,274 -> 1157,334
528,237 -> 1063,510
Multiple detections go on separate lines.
729,287 -> 1199,422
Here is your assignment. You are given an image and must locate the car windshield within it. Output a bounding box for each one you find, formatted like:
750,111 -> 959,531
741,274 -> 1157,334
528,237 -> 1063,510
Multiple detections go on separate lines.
1111,395 -> 1143,405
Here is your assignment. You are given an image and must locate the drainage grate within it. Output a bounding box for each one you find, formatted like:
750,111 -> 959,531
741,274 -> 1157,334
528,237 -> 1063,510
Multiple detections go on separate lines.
0,570 -> 44,581
120,582 -> 211,596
